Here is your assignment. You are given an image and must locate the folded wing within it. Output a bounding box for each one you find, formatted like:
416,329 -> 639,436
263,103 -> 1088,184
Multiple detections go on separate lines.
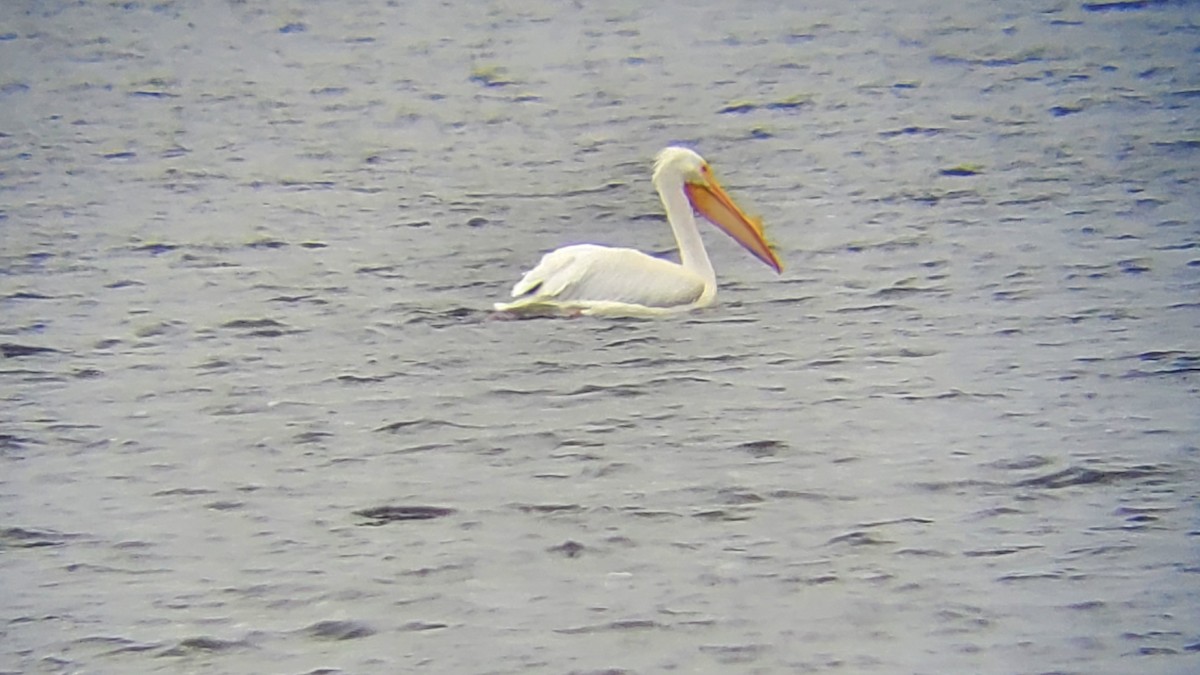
500,244 -> 705,311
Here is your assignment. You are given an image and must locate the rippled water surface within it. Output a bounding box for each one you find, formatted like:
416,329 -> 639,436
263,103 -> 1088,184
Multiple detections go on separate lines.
2,1 -> 1199,673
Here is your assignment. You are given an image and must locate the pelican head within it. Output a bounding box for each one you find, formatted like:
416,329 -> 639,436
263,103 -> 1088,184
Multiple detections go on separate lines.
653,146 -> 708,186
653,146 -> 783,273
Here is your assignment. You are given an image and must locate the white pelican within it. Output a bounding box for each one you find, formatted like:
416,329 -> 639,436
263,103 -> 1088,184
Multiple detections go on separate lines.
494,147 -> 782,317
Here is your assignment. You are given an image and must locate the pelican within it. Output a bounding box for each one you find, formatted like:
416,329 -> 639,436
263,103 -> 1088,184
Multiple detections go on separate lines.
494,146 -> 782,317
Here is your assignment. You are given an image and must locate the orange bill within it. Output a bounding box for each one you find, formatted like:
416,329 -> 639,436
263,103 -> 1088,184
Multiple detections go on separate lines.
684,174 -> 783,273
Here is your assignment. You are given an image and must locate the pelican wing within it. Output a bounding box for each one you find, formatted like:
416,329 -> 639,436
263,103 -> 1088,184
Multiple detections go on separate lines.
500,244 -> 705,311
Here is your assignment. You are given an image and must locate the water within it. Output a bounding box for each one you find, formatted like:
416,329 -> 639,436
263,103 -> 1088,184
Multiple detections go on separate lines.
2,0 -> 1198,673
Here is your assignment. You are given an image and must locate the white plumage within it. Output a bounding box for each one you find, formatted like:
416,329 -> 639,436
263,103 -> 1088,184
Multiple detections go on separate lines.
509,245 -> 706,308
495,147 -> 781,317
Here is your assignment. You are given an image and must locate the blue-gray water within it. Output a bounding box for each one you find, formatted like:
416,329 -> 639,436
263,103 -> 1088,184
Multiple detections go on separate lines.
2,1 -> 1198,673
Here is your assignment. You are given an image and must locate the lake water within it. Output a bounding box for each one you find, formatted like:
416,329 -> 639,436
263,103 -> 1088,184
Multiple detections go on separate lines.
2,0 -> 1198,673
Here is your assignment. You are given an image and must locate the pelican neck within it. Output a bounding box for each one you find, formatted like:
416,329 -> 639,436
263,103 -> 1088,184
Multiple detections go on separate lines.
656,177 -> 717,293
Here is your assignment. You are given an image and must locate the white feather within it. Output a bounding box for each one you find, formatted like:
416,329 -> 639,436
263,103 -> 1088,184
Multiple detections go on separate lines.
500,244 -> 705,313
